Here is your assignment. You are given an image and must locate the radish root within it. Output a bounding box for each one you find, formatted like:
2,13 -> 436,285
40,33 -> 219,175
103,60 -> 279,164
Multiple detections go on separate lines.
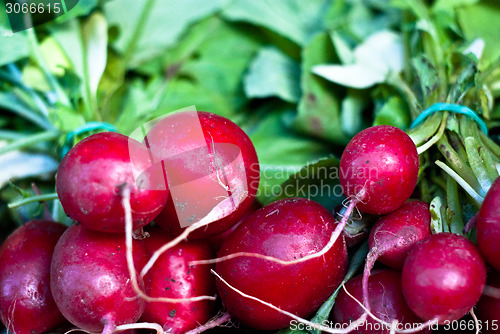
121,185 -> 216,303
342,284 -> 439,333
190,198 -> 359,267
185,311 -> 232,334
140,185 -> 248,278
483,284 -> 500,299
212,269 -> 367,334
63,322 -> 164,334
469,307 -> 480,334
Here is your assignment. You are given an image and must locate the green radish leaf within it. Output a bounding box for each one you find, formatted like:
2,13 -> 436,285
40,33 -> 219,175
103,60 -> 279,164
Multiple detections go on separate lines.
457,0 -> 500,70
250,110 -> 331,205
104,0 -> 230,67
0,8 -> 30,66
272,156 -> 343,211
222,0 -> 331,46
48,105 -> 85,133
0,148 -> 58,189
244,46 -> 301,103
373,95 -> 410,129
56,0 -> 99,22
155,19 -> 262,119
313,30 -> 403,89
292,33 -> 349,145
411,55 -> 440,103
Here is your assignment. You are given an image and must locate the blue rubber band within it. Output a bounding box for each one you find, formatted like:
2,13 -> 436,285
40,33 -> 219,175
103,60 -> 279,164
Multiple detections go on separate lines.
409,103 -> 488,135
60,122 -> 117,158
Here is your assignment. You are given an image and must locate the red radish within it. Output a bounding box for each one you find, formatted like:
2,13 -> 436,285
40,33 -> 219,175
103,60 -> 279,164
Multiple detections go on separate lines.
0,220 -> 66,334
215,198 -> 348,330
401,233 -> 486,323
207,201 -> 262,252
361,201 -> 431,312
477,177 -> 500,271
334,269 -> 429,334
50,224 -> 148,333
339,125 -> 419,215
367,201 -> 431,269
476,271 -> 500,334
141,227 -> 216,333
144,111 -> 260,238
56,132 -> 168,233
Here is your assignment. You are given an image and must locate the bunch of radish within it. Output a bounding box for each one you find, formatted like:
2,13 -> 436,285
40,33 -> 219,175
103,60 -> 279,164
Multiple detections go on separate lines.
1,111 -> 500,334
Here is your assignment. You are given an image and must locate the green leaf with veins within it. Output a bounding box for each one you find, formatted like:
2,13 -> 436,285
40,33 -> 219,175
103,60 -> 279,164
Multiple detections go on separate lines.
104,0 -> 231,68
155,18 -> 262,119
250,109 -> 331,205
293,33 -> 349,145
244,46 -> 301,103
222,0 -> 331,46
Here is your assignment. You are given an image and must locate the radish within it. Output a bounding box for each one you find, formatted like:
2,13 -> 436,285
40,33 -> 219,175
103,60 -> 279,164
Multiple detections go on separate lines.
215,198 -> 348,330
477,176 -> 500,272
401,233 -> 486,323
476,271 -> 500,334
361,201 -> 431,313
144,111 -> 260,238
207,201 -> 261,252
141,227 -> 216,334
333,269 -> 429,334
50,223 -> 148,333
56,132 -> 168,233
0,220 -> 66,334
367,201 -> 431,269
339,125 -> 419,215
195,125 -> 419,269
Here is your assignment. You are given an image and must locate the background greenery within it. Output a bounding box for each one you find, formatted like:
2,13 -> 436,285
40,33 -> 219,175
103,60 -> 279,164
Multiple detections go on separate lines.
2,0 -> 500,333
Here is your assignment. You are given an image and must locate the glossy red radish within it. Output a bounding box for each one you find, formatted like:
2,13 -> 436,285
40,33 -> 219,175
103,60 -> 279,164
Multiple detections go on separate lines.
401,233 -> 486,323
50,224 -> 148,333
334,269 -> 429,334
144,111 -> 260,239
477,177 -> 500,271
141,227 -> 216,333
207,201 -> 261,253
215,198 -> 348,330
339,125 -> 419,215
476,271 -> 500,334
362,201 -> 431,312
56,132 -> 168,233
0,220 -> 66,334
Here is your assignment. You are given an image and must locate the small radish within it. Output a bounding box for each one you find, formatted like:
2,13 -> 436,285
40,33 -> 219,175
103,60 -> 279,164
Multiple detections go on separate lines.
361,201 -> 431,312
401,233 -> 486,323
56,132 -> 168,233
367,201 -> 431,269
215,198 -> 348,330
476,271 -> 500,334
50,224 -> 148,333
144,111 -> 260,238
141,227 -> 216,334
477,176 -> 500,272
339,125 -> 419,215
334,269 -> 429,334
0,220 -> 66,334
